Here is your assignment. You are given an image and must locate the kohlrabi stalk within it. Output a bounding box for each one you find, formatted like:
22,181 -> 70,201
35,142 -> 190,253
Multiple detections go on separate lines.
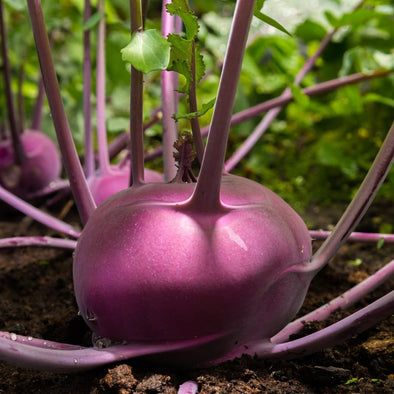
0,185 -> 80,238
27,0 -> 96,224
0,331 -> 219,372
213,290 -> 394,363
309,229 -> 394,244
95,0 -> 111,177
30,75 -> 45,131
129,0 -> 145,186
0,0 -> 26,164
83,0 -> 94,179
16,56 -> 26,131
187,0 -> 255,213
30,32 -> 54,131
161,0 -> 178,181
0,236 -> 77,250
272,259 -> 394,343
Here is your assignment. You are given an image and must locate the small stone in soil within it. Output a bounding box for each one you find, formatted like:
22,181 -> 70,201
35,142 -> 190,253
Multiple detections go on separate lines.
298,365 -> 351,386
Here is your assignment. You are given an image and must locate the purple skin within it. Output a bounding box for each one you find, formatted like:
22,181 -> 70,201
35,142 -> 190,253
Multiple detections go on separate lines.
87,166 -> 164,206
0,130 -> 61,196
74,174 -> 313,366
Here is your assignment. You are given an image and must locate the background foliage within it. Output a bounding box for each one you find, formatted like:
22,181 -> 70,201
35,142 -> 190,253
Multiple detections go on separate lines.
1,0 -> 393,214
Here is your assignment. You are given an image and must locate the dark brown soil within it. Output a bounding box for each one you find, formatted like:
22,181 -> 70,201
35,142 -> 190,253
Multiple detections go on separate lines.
0,199 -> 393,393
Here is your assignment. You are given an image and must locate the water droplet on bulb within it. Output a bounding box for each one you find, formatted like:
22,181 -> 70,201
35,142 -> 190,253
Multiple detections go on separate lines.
27,336 -> 33,341
10,333 -> 17,341
74,358 -> 78,364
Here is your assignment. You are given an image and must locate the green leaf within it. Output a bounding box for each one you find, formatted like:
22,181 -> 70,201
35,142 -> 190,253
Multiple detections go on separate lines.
379,222 -> 393,234
377,237 -> 385,249
253,10 -> 291,37
173,98 -> 215,121
166,33 -> 205,92
107,117 -> 130,133
167,34 -> 193,84
83,11 -> 105,31
121,29 -> 171,73
347,258 -> 362,266
295,20 -> 327,41
290,84 -> 310,107
324,10 -> 340,28
3,0 -> 25,11
364,93 -> 394,108
164,1 -> 206,94
373,51 -> 394,69
194,47 -> 205,84
166,0 -> 199,40
254,0 -> 266,11
317,135 -> 359,179
338,9 -> 381,28
345,378 -> 359,385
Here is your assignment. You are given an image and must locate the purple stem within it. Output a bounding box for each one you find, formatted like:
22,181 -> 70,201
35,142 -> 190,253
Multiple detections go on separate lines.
0,331 -> 219,372
17,62 -> 25,132
255,290 -> 394,359
0,185 -> 80,238
83,0 -> 94,179
303,122 -> 394,273
0,236 -> 76,249
272,259 -> 394,343
0,0 -> 25,164
309,229 -> 394,244
209,290 -> 394,364
27,0 -> 96,224
25,179 -> 70,199
30,75 -> 45,131
161,0 -> 178,181
30,32 -> 53,131
225,19 -> 338,171
96,0 -> 111,176
129,0 -> 145,186
188,0 -> 255,213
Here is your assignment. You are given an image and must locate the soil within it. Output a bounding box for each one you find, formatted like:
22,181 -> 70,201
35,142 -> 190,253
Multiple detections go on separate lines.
0,199 -> 393,393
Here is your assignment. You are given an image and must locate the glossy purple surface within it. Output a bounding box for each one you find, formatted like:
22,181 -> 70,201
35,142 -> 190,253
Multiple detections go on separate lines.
0,130 -> 61,196
74,174 -> 312,365
88,167 -> 164,206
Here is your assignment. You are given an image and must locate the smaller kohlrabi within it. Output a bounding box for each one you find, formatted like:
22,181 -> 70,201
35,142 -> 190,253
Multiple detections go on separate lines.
0,129 -> 61,195
0,0 -> 61,197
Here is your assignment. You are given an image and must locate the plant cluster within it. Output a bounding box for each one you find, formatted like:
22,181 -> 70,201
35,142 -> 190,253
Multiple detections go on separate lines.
0,1 -> 393,393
